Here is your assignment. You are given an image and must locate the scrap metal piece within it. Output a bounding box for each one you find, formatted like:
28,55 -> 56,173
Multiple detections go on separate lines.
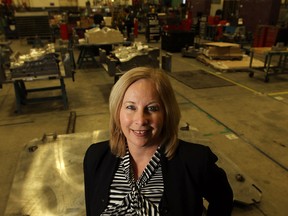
181,46 -> 199,58
215,151 -> 262,205
41,132 -> 57,143
180,122 -> 190,131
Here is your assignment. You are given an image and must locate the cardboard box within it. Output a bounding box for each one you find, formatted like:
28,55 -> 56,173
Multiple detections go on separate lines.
80,17 -> 94,28
203,42 -> 243,60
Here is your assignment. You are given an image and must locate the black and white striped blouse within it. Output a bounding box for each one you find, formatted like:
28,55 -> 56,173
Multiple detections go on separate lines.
101,148 -> 164,216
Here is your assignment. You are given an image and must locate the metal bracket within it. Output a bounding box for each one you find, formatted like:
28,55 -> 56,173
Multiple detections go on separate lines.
41,132 -> 57,143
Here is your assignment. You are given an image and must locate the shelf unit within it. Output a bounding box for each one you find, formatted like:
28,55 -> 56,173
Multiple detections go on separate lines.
145,13 -> 160,42
14,11 -> 52,40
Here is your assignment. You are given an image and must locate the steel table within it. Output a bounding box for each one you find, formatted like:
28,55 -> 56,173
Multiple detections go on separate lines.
249,47 -> 288,82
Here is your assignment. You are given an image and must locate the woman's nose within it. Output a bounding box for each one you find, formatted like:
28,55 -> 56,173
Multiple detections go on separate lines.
134,110 -> 148,125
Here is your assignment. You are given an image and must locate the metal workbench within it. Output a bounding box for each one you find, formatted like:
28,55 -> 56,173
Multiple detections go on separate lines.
1,43 -> 75,113
75,42 -> 125,69
249,47 -> 288,82
4,130 -> 262,215
100,43 -> 161,82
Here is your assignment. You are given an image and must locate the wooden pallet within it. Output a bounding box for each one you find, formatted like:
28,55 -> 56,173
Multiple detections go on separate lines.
197,54 -> 265,72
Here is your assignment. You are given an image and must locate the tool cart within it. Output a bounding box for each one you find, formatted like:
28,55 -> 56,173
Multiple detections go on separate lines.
145,13 -> 160,42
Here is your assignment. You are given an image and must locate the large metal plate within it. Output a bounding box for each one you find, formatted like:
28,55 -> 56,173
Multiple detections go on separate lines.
5,130 -> 109,216
5,130 -> 261,215
179,130 -> 262,205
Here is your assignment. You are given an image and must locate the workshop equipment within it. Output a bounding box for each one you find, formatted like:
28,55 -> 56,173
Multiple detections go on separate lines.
145,13 -> 160,42
75,27 -> 124,69
162,53 -> 172,72
181,46 -> 199,58
101,42 -> 160,82
161,30 -> 194,52
15,11 -> 53,42
10,52 -> 60,78
249,47 -> 288,82
3,43 -> 75,113
84,27 -> 124,44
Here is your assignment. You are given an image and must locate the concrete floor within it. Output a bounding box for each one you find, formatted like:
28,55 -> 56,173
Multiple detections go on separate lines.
1,36 -> 288,216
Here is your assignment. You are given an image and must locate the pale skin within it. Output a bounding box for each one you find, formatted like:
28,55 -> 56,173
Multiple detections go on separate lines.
120,78 -> 164,180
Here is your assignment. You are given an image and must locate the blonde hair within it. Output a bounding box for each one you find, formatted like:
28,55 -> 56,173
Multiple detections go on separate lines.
109,67 -> 181,159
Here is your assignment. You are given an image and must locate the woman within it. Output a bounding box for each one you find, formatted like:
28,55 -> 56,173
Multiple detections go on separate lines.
83,67 -> 233,216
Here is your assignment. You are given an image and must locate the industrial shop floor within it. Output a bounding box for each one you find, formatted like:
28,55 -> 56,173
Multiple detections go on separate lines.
1,35 -> 288,216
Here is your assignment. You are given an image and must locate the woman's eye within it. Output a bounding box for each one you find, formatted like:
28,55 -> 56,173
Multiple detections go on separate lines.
126,105 -> 136,110
147,106 -> 159,112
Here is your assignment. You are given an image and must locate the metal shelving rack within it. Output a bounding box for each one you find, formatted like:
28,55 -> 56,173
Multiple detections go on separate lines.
145,13 -> 160,42
14,11 -> 52,41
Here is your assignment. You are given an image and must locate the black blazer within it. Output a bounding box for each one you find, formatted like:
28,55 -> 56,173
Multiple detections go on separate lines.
83,139 -> 233,216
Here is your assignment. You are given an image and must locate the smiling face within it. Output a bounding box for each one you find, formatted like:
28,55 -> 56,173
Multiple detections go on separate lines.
120,78 -> 164,150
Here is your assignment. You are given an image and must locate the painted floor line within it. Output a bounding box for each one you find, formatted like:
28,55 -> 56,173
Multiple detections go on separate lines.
203,70 -> 288,97
268,91 -> 288,96
204,69 -> 262,95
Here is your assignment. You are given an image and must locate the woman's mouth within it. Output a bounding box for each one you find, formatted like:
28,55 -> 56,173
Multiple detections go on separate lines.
132,129 -> 149,136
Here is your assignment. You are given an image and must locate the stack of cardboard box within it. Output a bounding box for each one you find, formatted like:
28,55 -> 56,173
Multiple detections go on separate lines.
202,42 -> 243,60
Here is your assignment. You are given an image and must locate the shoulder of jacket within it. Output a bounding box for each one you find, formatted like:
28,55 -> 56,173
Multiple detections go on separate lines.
177,139 -> 217,162
85,140 -> 110,158
178,139 -> 209,152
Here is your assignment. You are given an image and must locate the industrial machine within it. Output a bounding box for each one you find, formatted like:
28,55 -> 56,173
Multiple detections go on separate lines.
100,42 -> 160,82
1,41 -> 75,113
